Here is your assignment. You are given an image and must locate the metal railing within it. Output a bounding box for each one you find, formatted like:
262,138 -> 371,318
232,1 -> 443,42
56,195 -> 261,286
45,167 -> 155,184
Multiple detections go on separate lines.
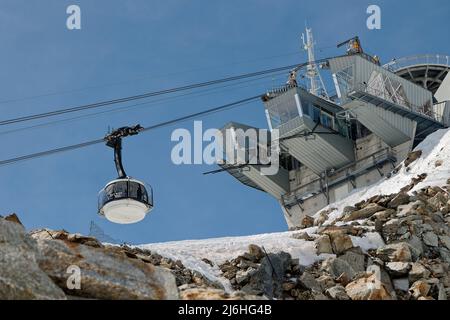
384,54 -> 450,72
350,83 -> 444,123
432,100 -> 450,126
264,83 -> 305,100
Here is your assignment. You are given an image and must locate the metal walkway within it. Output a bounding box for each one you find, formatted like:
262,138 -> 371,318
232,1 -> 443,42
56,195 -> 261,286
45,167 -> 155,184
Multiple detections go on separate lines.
348,89 -> 445,145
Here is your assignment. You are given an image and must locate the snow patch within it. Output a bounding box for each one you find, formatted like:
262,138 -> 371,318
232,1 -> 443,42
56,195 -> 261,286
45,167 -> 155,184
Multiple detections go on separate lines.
316,128 -> 450,224
350,232 -> 385,252
138,230 -> 327,286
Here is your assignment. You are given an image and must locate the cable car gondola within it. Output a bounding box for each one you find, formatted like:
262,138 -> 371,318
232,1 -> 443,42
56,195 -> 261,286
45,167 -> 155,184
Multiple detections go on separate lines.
98,125 -> 153,224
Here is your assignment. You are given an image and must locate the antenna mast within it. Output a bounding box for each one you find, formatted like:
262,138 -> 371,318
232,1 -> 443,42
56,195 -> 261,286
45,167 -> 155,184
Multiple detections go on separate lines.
301,27 -> 329,100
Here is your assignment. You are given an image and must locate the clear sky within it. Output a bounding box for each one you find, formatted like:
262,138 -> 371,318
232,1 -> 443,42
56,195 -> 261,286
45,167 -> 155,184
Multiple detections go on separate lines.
0,0 -> 449,244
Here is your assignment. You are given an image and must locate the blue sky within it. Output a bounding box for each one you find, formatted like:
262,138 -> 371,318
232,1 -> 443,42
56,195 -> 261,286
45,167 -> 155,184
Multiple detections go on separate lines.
0,0 -> 449,244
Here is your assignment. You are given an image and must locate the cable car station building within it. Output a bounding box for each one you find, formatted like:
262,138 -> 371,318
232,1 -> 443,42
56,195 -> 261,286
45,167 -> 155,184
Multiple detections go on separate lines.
219,52 -> 450,230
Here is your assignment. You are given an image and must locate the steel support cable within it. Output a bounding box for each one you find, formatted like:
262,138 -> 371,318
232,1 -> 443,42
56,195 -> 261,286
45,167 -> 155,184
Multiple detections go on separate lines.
0,64 -> 303,127
0,95 -> 260,167
0,139 -> 105,166
0,50 -> 302,105
0,71 -> 286,137
0,55 -> 341,166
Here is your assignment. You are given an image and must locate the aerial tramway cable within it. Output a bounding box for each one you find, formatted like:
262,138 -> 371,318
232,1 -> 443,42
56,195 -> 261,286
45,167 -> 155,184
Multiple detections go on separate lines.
0,71 -> 286,137
0,95 -> 260,167
0,64 -> 303,127
0,50 -> 302,106
0,57 -> 334,128
0,56 -> 337,167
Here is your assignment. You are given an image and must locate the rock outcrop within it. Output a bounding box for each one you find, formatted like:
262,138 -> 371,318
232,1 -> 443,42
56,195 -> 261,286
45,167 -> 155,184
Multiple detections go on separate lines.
0,217 -> 66,300
1,216 -> 179,299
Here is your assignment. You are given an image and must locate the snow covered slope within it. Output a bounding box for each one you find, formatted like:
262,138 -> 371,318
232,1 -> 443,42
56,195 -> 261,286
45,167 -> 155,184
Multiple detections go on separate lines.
138,128 -> 450,288
321,128 -> 450,225
138,230 -> 384,290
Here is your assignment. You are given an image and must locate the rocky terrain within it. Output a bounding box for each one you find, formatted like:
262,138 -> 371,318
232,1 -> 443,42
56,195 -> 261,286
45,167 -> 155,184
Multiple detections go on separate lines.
216,181 -> 450,300
2,177 -> 450,300
0,213 -> 262,300
0,214 -> 180,300
1,129 -> 450,300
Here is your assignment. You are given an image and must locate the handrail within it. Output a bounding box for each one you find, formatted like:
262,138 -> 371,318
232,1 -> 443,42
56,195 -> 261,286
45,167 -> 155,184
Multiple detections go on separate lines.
383,54 -> 450,72
350,83 -> 444,123
264,83 -> 306,100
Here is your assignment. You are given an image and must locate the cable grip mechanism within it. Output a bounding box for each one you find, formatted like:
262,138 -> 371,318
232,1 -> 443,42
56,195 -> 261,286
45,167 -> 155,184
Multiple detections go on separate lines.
104,124 -> 144,178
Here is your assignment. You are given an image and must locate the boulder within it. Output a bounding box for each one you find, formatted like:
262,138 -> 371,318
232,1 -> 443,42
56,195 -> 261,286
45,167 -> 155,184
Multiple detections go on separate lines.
440,248 -> 450,264
422,231 -> 439,247
343,203 -> 385,222
339,248 -> 365,273
299,215 -> 315,229
385,262 -> 411,277
397,202 -> 417,217
247,244 -> 265,262
427,192 -> 448,211
428,262 -> 446,278
382,219 -> 400,240
237,259 -> 259,269
376,243 -> 412,262
345,273 -> 392,300
409,280 -> 431,299
388,193 -> 410,209
30,229 -> 103,248
4,213 -> 23,226
0,219 -> 67,300
430,212 -> 445,223
316,275 -> 335,290
409,262 -> 431,283
404,150 -> 422,167
315,235 -> 333,255
241,252 -> 291,299
408,235 -> 425,260
366,264 -> 397,298
314,210 -> 329,227
235,268 -> 257,285
326,285 -> 350,300
328,231 -> 354,254
342,206 -> 357,215
299,271 -> 322,292
375,195 -> 393,208
440,236 -> 450,251
291,232 -> 314,241
374,219 -> 384,233
35,239 -> 179,299
281,280 -> 297,292
373,209 -> 395,220
392,278 -> 410,292
311,292 -> 329,300
201,258 -> 214,267
322,257 -> 356,280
